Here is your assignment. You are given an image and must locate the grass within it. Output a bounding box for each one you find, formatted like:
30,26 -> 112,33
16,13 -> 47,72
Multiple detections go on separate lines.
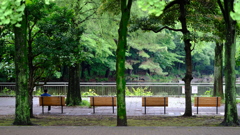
0,115 -> 225,126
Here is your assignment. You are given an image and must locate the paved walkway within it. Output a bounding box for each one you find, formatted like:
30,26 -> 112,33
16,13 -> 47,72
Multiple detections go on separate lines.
1,126 -> 240,135
0,97 -> 235,116
1,97 -> 240,135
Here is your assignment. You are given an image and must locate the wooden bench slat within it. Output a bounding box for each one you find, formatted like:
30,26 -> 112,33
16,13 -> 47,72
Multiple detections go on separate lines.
39,96 -> 66,114
90,96 -> 117,114
142,97 -> 168,106
39,96 -> 66,106
194,97 -> 221,107
142,97 -> 168,114
194,97 -> 221,114
90,97 -> 116,106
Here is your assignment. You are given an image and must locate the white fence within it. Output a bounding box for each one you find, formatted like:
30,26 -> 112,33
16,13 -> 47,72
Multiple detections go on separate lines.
1,82 -> 240,96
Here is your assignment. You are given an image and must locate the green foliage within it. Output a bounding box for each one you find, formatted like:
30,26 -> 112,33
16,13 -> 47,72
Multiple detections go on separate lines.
192,42 -> 215,75
204,89 -> 213,97
127,29 -> 182,75
79,100 -> 90,107
231,2 -> 240,26
0,0 -> 25,27
0,0 -> 227,82
0,0 -> 56,27
0,87 -> 15,96
98,0 -> 120,15
33,88 -> 42,96
125,87 -> 153,96
54,71 -> 62,79
81,13 -> 117,73
137,0 -> 166,16
82,89 -> 99,97
236,99 -> 240,104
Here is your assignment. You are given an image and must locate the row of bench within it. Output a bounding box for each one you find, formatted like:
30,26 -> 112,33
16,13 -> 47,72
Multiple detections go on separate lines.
39,96 -> 221,114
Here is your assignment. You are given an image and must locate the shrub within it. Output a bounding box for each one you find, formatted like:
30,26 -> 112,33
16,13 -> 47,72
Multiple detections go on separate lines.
80,100 -> 90,107
82,89 -> 98,97
125,87 -> 153,96
0,87 -> 15,96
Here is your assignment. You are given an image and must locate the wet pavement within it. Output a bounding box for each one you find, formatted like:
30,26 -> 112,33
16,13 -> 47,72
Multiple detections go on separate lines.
0,97 -> 229,116
1,97 -> 240,135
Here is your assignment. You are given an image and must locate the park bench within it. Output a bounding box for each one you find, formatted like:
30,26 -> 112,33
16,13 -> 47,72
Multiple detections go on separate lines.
39,96 -> 66,114
194,97 -> 221,114
90,96 -> 117,114
142,97 -> 168,114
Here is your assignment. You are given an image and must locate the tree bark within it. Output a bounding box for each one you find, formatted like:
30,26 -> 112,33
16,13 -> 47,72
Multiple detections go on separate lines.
222,22 -> 239,125
116,0 -> 132,126
179,0 -> 193,117
105,68 -> 110,78
27,29 -> 35,118
66,63 -> 82,106
218,0 -> 239,126
213,42 -> 223,99
13,7 -> 32,125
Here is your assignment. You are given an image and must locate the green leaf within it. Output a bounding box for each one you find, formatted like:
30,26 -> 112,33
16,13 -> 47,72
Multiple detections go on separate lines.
16,4 -> 25,12
3,10 -> 13,16
15,23 -> 21,27
4,18 -> 10,24
137,0 -> 165,16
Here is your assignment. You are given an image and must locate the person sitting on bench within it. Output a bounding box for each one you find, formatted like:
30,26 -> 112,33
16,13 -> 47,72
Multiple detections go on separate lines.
41,89 -> 51,111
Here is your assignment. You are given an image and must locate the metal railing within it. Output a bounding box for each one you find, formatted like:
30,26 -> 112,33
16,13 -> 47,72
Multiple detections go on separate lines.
1,82 -> 240,96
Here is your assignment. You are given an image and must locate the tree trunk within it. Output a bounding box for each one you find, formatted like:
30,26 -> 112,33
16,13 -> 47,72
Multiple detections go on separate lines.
213,42 -> 223,99
28,89 -> 34,118
116,0 -> 132,126
28,34 -> 35,118
66,63 -> 82,106
179,0 -> 193,116
105,68 -> 110,78
218,0 -> 239,126
222,23 -> 239,125
13,8 -> 32,125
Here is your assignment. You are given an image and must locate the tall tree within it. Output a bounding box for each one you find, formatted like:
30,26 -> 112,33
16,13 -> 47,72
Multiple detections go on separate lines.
56,0 -> 98,106
99,0 -> 132,126
178,0 -> 193,116
137,0 -> 193,116
218,0 -> 239,126
0,0 -> 32,125
188,0 -> 224,98
116,0 -> 132,126
26,0 -> 59,117
13,7 -> 31,124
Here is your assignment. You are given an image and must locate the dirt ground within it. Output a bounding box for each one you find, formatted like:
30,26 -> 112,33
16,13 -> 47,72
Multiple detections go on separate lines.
0,115 -> 226,126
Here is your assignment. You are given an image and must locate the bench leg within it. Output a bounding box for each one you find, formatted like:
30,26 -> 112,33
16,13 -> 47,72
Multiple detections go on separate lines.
92,97 -> 95,114
61,106 -> 63,114
144,97 -> 146,114
42,106 -> 44,114
164,97 -> 166,114
112,97 -> 114,113
216,97 -> 218,114
197,97 -> 199,114
93,105 -> 95,114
